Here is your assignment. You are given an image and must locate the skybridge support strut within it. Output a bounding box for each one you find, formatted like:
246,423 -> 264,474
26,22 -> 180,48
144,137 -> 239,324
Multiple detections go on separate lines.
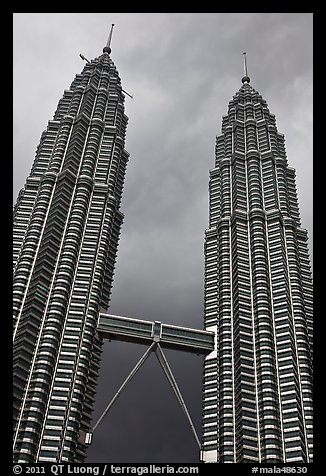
155,343 -> 201,449
93,341 -> 157,433
78,313 -> 215,448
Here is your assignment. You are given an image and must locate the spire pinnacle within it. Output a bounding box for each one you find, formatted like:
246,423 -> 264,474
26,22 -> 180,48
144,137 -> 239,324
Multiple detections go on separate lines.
242,52 -> 250,84
103,24 -> 115,54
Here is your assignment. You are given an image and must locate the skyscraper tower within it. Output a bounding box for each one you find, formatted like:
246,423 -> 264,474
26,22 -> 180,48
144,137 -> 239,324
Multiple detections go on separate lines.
201,57 -> 313,464
13,27 -> 130,462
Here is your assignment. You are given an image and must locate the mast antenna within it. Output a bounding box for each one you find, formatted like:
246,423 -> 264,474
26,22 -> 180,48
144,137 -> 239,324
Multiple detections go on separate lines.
242,52 -> 250,84
243,52 -> 248,76
103,24 -> 115,54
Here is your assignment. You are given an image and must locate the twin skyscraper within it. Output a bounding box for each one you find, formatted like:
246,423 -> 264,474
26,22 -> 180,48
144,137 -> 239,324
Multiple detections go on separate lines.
13,30 -> 313,464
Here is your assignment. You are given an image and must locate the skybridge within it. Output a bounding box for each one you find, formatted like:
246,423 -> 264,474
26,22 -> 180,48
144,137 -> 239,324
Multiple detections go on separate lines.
97,313 -> 215,354
78,312 -> 215,448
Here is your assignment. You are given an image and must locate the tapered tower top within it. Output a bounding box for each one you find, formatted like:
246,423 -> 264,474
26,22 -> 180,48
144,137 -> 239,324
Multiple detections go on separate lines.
242,52 -> 250,84
103,23 -> 115,54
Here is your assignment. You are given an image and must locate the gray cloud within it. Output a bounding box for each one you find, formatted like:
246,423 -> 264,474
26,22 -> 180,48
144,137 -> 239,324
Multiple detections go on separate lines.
13,13 -> 313,463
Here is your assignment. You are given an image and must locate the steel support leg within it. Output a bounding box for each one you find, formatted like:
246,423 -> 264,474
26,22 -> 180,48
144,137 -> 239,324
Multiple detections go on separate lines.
92,341 -> 157,432
154,343 -> 201,449
90,340 -> 201,452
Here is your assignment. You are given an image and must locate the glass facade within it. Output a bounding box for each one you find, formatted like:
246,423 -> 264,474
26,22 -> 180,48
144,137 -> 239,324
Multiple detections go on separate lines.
201,77 -> 313,463
13,46 -> 129,462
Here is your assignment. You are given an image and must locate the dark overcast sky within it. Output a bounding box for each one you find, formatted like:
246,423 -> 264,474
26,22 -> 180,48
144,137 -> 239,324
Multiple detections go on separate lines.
13,13 -> 313,464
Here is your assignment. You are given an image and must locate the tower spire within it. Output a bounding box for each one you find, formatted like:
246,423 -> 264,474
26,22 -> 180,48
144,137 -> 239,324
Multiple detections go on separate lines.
103,24 -> 115,54
242,52 -> 250,84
